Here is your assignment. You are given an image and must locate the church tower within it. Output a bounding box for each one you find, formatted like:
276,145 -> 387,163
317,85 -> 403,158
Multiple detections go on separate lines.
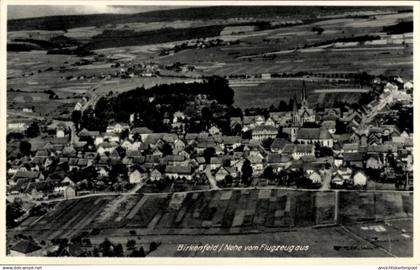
301,81 -> 308,108
292,94 -> 299,125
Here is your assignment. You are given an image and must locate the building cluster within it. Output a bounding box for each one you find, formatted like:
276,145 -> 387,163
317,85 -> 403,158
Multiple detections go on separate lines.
6,78 -> 414,203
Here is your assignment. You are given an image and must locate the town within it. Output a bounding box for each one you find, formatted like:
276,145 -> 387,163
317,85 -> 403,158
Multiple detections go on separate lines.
5,5 -> 413,258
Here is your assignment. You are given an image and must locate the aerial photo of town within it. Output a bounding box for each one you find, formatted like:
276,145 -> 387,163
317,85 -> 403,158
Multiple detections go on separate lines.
5,5 -> 413,257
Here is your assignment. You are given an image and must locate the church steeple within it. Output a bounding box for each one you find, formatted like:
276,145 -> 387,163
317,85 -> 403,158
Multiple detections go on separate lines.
301,81 -> 307,107
292,94 -> 298,112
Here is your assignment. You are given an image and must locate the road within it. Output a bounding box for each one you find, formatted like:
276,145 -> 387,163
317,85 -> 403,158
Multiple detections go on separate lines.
205,166 -> 220,190
80,78 -> 107,114
320,169 -> 332,191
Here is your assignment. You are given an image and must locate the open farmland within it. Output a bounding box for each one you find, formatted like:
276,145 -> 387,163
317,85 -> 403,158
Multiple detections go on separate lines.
230,78 -> 366,108
9,189 -> 412,257
7,9 -> 412,116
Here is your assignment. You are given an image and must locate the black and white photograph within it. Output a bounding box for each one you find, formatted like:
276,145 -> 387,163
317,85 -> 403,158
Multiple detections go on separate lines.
3,1 -> 415,259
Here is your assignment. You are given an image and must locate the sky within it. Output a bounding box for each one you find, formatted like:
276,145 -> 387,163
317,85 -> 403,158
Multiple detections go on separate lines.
7,5 -> 184,20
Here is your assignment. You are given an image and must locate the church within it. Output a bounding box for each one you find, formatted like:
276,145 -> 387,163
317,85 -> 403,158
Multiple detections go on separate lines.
292,81 -> 316,126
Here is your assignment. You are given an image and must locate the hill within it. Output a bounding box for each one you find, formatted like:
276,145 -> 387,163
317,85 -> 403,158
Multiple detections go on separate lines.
8,6 -> 410,31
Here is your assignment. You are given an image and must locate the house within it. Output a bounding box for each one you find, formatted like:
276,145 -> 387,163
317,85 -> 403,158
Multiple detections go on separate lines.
150,169 -> 163,182
209,157 -> 222,170
222,136 -> 242,150
230,117 -> 242,132
9,239 -> 43,257
61,176 -> 76,187
96,142 -> 117,156
243,115 -> 265,129
62,145 -> 76,157
270,138 -> 288,153
322,108 -> 341,120
103,132 -> 120,143
56,126 -> 66,138
296,127 -> 333,148
151,149 -> 163,158
343,152 -> 364,168
173,111 -> 186,123
252,125 -> 278,142
129,169 -> 146,184
366,155 -> 383,169
196,141 -> 216,154
8,120 -> 29,132
78,129 -> 100,141
215,167 -> 237,182
293,144 -> 315,160
161,155 -> 189,167
194,157 -> 206,172
130,127 -> 153,141
54,185 -> 76,199
331,173 -> 344,187
173,139 -> 186,154
334,154 -> 344,168
165,165 -> 194,180
264,117 -> 276,127
342,143 -> 360,153
248,154 -> 264,174
321,120 -> 336,134
353,171 -> 368,186
266,154 -> 292,172
208,126 -> 221,136
106,123 -> 129,134
269,112 -> 293,126
307,171 -> 322,184
336,166 -> 353,181
10,171 -> 41,185
25,181 -> 57,200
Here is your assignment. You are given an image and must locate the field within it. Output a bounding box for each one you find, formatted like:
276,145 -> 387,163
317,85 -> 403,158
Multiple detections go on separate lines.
7,9 -> 413,116
8,189 -> 412,256
229,78 -> 366,108
10,189 -> 412,235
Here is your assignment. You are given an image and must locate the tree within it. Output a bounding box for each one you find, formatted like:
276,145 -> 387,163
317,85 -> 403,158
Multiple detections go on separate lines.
316,145 -> 333,157
119,129 -> 129,141
130,247 -> 146,257
115,146 -> 126,159
224,175 -> 233,186
262,138 -> 274,150
161,143 -> 173,156
278,100 -> 288,111
132,132 -> 141,142
241,159 -> 253,185
71,110 -> 82,127
126,240 -> 136,250
114,244 -> 124,257
19,141 -> 32,156
149,242 -> 159,253
263,166 -> 275,180
99,238 -> 113,256
203,147 -> 216,164
26,122 -> 40,138
242,130 -> 252,140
